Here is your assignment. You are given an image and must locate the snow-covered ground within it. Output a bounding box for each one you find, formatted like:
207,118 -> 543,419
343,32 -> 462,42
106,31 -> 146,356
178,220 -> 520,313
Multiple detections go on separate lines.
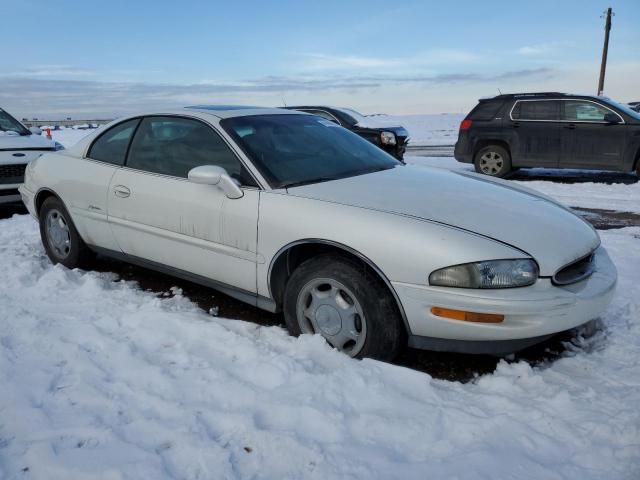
47,127 -> 94,148
391,113 -> 463,146
2,117 -> 638,479
1,216 -> 639,479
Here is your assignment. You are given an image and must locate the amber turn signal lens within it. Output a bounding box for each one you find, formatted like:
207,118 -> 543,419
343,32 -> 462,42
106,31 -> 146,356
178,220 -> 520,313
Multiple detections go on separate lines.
431,307 -> 504,323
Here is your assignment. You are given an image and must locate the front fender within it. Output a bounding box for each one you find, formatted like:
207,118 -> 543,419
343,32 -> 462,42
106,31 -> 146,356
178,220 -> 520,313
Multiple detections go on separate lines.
256,191 -> 529,299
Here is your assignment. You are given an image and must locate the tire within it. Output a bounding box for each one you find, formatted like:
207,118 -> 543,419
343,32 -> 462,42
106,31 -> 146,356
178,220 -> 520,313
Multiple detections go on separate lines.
474,145 -> 512,177
283,254 -> 403,361
39,196 -> 94,269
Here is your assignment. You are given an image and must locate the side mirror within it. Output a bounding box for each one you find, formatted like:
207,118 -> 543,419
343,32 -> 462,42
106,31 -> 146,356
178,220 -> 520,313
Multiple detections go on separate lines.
188,165 -> 244,199
29,126 -> 42,135
604,112 -> 620,124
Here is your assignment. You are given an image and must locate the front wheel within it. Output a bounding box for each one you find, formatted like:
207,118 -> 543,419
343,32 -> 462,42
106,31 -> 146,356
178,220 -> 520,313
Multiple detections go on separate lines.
283,255 -> 403,361
474,145 -> 512,177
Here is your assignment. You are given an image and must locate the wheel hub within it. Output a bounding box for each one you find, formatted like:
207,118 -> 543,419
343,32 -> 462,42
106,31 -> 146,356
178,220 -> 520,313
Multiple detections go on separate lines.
315,304 -> 342,336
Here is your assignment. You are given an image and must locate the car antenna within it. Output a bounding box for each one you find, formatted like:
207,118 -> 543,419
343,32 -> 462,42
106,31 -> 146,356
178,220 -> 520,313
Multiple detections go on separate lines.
282,96 -> 287,107
497,87 -> 503,95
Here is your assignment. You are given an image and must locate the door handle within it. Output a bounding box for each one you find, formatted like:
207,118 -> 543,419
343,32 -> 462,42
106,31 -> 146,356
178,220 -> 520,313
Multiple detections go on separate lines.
113,185 -> 131,198
563,123 -> 576,130
512,122 -> 520,128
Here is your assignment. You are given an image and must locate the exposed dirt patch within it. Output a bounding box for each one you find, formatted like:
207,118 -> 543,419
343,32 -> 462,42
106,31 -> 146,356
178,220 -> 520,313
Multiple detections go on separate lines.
511,169 -> 639,185
572,207 -> 640,229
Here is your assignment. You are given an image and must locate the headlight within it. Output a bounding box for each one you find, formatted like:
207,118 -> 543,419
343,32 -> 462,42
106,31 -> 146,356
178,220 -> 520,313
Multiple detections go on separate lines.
380,131 -> 396,145
54,142 -> 65,151
429,259 -> 538,289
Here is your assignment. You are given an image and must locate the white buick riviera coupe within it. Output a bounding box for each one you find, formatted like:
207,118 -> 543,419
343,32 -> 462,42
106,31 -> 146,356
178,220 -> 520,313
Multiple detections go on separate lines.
20,106 -> 617,360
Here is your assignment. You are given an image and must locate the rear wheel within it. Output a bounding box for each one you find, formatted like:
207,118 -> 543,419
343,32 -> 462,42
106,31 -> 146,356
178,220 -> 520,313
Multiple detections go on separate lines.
39,196 -> 94,269
474,145 -> 512,177
283,254 -> 403,361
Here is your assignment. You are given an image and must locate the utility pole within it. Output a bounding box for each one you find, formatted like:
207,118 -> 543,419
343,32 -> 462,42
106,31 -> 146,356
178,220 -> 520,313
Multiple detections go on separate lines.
597,7 -> 613,96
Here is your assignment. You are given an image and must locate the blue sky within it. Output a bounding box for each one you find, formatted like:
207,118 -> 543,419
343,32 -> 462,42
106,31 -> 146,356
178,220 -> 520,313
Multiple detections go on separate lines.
1,0 -> 638,117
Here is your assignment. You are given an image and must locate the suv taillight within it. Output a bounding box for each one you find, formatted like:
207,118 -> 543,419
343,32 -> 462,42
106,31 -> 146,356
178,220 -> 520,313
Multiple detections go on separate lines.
460,119 -> 473,130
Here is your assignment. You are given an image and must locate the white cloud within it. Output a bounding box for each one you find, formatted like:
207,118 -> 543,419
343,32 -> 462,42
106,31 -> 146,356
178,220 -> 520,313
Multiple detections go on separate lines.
14,65 -> 96,77
299,49 -> 481,72
516,42 -> 570,56
2,61 -> 637,118
300,54 -> 401,70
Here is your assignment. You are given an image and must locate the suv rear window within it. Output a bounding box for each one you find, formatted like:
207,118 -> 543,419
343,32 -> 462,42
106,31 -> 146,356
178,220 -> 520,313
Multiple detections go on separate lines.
468,100 -> 505,120
511,100 -> 560,121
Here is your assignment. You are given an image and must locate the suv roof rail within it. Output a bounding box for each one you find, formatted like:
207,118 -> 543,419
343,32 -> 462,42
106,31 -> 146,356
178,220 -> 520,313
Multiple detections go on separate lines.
482,92 -> 569,100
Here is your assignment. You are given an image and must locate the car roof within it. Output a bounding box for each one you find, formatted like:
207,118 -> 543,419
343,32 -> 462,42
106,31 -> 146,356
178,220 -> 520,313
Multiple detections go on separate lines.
285,105 -> 332,109
183,105 -> 300,119
60,106 -> 308,158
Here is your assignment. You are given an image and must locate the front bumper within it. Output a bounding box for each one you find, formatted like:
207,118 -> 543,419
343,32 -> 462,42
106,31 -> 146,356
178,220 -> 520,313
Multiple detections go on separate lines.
393,246 -> 617,353
18,184 -> 37,218
0,184 -> 22,204
380,143 -> 406,160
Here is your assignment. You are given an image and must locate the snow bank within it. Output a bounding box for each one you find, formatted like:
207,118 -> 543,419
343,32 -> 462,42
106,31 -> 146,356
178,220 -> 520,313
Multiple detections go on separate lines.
1,215 -> 639,479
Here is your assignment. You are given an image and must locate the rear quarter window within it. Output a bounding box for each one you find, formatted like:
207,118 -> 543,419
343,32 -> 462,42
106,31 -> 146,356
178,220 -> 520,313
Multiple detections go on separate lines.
468,100 -> 505,120
87,119 -> 140,165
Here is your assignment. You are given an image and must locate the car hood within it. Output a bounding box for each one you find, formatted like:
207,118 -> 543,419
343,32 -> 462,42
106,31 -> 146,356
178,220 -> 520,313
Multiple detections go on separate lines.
287,165 -> 599,275
355,124 -> 409,136
0,133 -> 55,150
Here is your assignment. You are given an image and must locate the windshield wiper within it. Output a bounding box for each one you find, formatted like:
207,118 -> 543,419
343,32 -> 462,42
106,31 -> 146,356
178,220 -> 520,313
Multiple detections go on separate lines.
279,176 -> 339,189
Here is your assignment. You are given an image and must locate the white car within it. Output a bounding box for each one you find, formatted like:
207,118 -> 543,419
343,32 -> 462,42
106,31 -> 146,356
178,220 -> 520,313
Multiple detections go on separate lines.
19,106 -> 617,360
0,108 -> 64,204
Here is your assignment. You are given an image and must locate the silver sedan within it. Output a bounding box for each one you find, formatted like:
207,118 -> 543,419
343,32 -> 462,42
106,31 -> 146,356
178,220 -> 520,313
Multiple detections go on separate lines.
20,106 -> 617,360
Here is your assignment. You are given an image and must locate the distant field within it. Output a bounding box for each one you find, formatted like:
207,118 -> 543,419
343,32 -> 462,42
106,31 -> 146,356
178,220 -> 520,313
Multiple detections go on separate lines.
49,113 -> 465,149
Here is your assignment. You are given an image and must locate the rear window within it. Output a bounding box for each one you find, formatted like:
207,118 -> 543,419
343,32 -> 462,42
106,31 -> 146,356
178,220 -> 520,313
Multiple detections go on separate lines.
511,100 -> 560,121
468,100 -> 505,120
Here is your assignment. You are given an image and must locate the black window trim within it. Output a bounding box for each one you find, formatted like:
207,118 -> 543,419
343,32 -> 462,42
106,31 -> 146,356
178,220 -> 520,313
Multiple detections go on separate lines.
88,114 -> 264,189
509,98 -> 625,124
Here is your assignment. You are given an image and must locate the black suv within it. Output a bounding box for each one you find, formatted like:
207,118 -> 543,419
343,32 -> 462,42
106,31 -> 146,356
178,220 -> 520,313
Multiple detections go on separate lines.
284,106 -> 410,160
454,93 -> 640,177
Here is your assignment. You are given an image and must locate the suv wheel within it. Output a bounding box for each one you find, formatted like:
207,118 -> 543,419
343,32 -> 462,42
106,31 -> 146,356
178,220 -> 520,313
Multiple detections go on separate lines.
283,254 -> 403,361
39,196 -> 94,269
474,145 -> 512,177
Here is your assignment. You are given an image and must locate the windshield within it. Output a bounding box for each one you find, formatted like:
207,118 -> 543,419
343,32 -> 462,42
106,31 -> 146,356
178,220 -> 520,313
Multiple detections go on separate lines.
0,109 -> 30,135
600,98 -> 640,120
221,114 -> 400,188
